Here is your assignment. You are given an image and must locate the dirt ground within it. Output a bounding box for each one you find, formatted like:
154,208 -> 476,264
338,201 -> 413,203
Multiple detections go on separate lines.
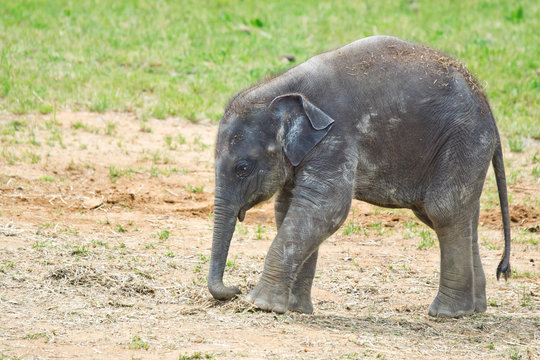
0,112 -> 538,359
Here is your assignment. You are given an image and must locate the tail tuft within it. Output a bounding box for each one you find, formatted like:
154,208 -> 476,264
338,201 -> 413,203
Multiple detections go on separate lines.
496,258 -> 511,281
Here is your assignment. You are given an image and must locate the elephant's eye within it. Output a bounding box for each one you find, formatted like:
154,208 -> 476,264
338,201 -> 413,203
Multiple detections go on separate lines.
235,160 -> 253,178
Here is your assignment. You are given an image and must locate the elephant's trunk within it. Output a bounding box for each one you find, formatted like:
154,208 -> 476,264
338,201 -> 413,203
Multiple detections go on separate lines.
208,198 -> 241,300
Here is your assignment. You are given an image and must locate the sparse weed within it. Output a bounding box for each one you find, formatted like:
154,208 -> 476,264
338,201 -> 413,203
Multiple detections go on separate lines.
185,184 -> 204,193
482,240 -> 501,250
343,220 -> 366,236
513,231 -> 538,246
417,229 -> 435,250
1,148 -> 19,165
403,220 -> 418,239
343,211 -> 366,235
179,352 -> 215,360
197,254 -> 210,263
235,223 -> 248,236
165,135 -> 177,150
71,121 -> 98,133
151,150 -> 163,163
134,268 -> 154,279
91,240 -> 108,248
512,270 -> 538,279
32,240 -> 53,249
158,229 -> 170,240
71,246 -> 89,256
140,122 -> 152,133
23,150 -> 41,164
368,221 -> 385,235
24,330 -> 55,341
39,176 -> 55,182
108,166 -> 134,183
128,335 -> 149,350
508,137 -> 524,153
519,290 -> 536,309
105,121 -> 117,136
255,224 -> 265,240
0,260 -> 15,274
192,135 -> 210,151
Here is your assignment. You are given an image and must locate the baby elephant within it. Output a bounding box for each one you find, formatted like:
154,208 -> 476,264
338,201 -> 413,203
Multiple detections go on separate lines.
208,36 -> 511,317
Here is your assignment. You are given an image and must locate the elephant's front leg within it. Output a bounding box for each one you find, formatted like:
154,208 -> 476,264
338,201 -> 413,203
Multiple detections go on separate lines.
275,187 -> 318,313
288,249 -> 318,313
247,185 -> 351,313
274,187 -> 293,230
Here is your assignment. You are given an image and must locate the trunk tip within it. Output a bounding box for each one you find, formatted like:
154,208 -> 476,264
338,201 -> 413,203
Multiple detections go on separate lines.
208,283 -> 242,300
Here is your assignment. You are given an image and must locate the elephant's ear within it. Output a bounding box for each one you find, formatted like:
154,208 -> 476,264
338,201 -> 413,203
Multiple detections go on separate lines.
269,94 -> 335,166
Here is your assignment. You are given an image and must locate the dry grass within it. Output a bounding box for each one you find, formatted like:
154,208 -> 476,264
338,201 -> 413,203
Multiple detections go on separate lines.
0,112 -> 538,359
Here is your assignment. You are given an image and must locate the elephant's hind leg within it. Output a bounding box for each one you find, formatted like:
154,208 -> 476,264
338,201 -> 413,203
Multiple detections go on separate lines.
471,204 -> 487,313
424,186 -> 488,317
428,216 -> 476,317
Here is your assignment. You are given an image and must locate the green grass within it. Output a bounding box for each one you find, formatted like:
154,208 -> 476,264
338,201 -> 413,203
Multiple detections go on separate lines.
158,229 -> 170,240
508,137 -> 524,152
128,335 -> 149,350
417,229 -> 436,250
0,1 -> 538,136
185,184 -> 204,194
179,353 -> 215,360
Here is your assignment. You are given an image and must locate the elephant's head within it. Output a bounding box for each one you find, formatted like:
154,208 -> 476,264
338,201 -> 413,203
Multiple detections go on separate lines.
208,93 -> 335,300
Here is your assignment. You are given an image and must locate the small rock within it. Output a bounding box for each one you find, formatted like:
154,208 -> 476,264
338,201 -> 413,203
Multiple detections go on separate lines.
238,25 -> 251,34
82,197 -> 103,209
281,54 -> 296,63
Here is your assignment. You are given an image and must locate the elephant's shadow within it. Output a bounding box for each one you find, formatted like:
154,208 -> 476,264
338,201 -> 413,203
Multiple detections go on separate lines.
209,297 -> 537,342
285,312 -> 538,342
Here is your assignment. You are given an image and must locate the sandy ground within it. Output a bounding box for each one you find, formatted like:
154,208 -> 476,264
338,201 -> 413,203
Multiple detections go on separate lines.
0,112 -> 538,359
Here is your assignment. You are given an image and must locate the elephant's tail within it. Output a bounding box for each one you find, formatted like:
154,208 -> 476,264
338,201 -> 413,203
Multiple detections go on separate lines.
492,138 -> 511,280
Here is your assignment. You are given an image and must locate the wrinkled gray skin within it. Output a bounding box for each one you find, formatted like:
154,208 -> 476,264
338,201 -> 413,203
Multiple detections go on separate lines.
208,36 -> 511,318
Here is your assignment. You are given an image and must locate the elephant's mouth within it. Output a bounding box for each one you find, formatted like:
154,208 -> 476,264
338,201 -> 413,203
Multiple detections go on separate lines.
237,194 -> 266,222
238,207 -> 247,222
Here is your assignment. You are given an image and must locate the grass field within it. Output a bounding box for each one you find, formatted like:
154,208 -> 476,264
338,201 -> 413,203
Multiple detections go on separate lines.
1,0 -> 538,136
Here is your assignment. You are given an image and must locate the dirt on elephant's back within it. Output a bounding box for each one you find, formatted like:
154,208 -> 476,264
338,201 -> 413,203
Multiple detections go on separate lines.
0,112 -> 538,360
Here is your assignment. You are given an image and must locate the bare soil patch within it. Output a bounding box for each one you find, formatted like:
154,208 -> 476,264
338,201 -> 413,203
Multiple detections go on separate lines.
1,112 -> 538,359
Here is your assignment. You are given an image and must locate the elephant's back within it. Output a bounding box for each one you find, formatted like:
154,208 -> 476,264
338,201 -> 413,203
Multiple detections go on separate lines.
328,36 -> 483,95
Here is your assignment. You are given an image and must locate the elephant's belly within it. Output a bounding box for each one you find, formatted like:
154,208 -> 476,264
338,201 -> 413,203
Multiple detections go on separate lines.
353,179 -> 421,209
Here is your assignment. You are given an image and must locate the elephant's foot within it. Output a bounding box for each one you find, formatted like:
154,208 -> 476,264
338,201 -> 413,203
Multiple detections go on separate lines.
474,291 -> 487,313
428,290 -> 475,318
246,283 -> 289,314
474,273 -> 487,313
288,292 -> 313,314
